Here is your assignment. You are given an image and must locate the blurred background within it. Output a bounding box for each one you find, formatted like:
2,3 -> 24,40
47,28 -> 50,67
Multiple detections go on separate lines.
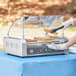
0,0 -> 76,23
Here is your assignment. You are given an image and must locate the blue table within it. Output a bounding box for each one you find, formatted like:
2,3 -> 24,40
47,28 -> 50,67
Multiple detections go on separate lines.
0,50 -> 76,76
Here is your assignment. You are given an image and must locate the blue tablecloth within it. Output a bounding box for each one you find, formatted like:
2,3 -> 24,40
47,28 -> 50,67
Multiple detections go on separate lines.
0,50 -> 76,76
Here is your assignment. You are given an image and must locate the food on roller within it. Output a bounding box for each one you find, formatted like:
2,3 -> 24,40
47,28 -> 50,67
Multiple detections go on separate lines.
44,28 -> 58,35
26,39 -> 38,42
34,37 -> 55,41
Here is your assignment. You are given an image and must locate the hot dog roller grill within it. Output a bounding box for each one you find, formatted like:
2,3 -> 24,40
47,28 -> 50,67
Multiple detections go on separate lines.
3,16 -> 68,57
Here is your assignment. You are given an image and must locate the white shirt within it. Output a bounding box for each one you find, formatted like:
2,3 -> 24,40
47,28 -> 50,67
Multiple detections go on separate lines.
60,18 -> 76,28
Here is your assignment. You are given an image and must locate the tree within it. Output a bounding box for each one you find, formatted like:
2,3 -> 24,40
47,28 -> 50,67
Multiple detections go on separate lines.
65,0 -> 76,14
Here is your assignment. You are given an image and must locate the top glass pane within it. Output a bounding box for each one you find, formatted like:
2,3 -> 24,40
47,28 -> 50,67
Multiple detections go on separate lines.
14,16 -> 64,28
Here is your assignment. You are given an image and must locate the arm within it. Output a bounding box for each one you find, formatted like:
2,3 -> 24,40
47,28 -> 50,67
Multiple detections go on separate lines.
61,18 -> 76,28
50,18 -> 76,33
65,34 -> 76,47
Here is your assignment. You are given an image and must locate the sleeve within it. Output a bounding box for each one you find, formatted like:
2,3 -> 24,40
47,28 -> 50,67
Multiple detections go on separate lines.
61,18 -> 74,28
